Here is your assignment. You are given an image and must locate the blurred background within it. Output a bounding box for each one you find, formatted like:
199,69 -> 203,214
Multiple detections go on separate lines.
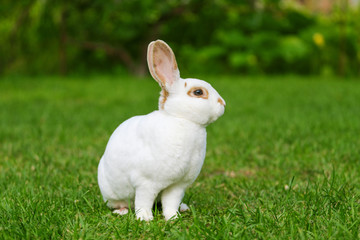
1,0 -> 359,78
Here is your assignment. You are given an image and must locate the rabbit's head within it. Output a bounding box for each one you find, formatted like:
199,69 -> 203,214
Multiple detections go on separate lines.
147,40 -> 225,126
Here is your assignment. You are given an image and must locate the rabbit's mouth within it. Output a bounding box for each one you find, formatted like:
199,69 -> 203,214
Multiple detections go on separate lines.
205,104 -> 225,126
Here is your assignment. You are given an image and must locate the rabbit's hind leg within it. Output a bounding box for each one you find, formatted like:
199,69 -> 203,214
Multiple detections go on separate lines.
108,200 -> 129,215
113,207 -> 129,215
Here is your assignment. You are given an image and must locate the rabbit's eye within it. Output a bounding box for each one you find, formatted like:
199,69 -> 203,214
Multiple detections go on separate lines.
193,89 -> 203,96
188,87 -> 209,99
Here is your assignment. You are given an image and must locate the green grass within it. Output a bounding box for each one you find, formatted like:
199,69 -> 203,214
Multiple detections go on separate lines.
1,75 -> 360,239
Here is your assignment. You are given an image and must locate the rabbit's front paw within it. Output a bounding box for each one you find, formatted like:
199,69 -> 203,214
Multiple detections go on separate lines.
179,203 -> 190,212
164,209 -> 179,221
136,208 -> 153,221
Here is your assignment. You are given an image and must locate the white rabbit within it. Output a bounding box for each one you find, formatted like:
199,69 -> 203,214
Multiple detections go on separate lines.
97,40 -> 225,221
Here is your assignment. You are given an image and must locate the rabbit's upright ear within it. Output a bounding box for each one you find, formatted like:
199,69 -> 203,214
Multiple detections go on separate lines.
147,40 -> 180,89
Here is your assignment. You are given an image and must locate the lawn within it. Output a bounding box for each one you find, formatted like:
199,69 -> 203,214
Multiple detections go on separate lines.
1,75 -> 360,239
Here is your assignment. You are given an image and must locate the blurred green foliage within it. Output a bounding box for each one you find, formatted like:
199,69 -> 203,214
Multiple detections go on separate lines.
0,0 -> 359,77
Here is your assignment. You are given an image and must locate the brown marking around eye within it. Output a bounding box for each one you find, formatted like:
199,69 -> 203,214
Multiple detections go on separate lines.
184,82 -> 187,88
187,87 -> 209,99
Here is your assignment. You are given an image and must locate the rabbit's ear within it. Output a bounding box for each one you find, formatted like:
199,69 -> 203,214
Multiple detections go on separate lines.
147,40 -> 180,89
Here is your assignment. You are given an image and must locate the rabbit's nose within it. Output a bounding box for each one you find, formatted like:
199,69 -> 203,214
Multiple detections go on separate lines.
217,98 -> 226,106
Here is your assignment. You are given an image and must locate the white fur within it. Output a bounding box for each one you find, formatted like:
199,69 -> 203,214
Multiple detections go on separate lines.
113,208 -> 129,215
98,40 -> 225,221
